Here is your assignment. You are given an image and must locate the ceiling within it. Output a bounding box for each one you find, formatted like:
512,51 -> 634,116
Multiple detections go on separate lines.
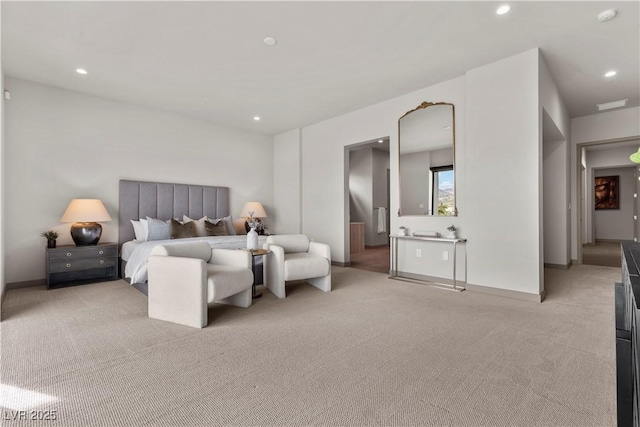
2,1 -> 639,136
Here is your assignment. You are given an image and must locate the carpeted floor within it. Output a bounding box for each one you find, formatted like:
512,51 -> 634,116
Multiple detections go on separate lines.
0,265 -> 619,426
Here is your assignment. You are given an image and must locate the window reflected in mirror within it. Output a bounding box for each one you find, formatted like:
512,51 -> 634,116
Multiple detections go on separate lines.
398,102 -> 456,216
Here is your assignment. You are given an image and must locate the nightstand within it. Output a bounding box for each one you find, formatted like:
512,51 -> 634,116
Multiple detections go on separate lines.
46,242 -> 118,289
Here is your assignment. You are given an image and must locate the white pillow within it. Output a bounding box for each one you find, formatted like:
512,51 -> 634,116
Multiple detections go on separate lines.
130,218 -> 149,241
183,215 -> 208,237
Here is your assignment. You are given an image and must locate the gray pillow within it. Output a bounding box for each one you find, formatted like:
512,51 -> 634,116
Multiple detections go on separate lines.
146,217 -> 171,241
170,218 -> 197,239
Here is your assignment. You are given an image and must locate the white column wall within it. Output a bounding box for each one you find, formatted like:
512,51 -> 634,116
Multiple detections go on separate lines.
4,78 -> 273,283
464,49 -> 542,295
272,129 -> 301,235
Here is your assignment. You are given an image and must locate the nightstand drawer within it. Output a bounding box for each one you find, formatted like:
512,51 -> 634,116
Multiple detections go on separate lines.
49,245 -> 118,261
46,242 -> 119,289
49,257 -> 117,273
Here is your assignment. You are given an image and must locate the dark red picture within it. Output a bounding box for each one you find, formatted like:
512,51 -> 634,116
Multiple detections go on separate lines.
595,176 -> 619,210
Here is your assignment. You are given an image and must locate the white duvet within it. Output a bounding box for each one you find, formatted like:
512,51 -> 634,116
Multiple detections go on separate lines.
123,235 -> 267,284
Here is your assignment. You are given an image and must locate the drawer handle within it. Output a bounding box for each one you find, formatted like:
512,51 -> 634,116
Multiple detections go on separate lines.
99,250 -> 104,255
66,253 -> 72,257
99,260 -> 105,265
66,263 -> 71,268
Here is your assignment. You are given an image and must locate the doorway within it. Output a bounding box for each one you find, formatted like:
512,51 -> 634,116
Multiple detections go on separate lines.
346,137 -> 390,274
577,139 -> 640,267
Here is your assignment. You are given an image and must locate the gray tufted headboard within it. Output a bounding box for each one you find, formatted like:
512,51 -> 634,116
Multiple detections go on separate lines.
118,179 -> 230,249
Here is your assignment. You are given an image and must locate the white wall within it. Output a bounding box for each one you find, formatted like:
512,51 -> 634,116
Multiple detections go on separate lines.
544,138 -> 568,266
349,148 -> 372,238
371,148 -> 389,246
593,166 -> 635,241
539,55 -> 571,269
573,107 -> 640,145
4,78 -> 273,284
571,107 -> 640,259
464,49 -> 541,295
272,129 -> 301,234
0,6 -> 5,312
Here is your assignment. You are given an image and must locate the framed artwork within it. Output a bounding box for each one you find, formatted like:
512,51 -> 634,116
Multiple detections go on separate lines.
595,175 -> 619,210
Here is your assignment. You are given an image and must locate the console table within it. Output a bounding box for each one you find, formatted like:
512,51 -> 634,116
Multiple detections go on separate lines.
389,234 -> 467,291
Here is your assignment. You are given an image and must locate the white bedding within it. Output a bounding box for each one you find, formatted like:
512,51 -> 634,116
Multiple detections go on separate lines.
123,235 -> 267,284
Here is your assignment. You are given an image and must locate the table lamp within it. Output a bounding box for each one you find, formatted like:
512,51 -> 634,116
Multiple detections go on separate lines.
60,199 -> 112,246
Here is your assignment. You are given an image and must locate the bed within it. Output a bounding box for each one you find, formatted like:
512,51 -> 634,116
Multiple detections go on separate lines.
118,179 -> 265,295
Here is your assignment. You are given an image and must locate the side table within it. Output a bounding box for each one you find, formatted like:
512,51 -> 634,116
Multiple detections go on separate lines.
248,248 -> 270,299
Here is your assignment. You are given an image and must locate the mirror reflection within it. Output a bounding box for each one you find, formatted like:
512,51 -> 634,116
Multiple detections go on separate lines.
398,102 -> 456,216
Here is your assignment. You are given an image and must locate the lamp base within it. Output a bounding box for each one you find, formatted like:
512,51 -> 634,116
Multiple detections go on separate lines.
70,222 -> 102,246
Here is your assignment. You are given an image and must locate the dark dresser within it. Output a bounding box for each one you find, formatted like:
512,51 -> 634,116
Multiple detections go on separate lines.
46,242 -> 118,289
618,241 -> 640,426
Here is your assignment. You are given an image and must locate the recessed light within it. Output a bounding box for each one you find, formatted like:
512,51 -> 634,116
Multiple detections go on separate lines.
378,140 -> 383,143
496,5 -> 510,15
263,37 -> 277,46
443,125 -> 452,130
604,70 -> 617,78
597,99 -> 628,111
75,68 -> 87,75
597,9 -> 617,22
253,116 -> 261,121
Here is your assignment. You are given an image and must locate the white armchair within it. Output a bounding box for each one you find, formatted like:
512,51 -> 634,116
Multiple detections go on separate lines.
147,241 -> 253,328
263,234 -> 331,299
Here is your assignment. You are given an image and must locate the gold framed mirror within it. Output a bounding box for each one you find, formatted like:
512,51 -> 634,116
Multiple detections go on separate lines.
398,102 -> 456,216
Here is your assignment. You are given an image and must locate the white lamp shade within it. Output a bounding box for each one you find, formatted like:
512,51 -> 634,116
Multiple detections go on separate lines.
239,202 -> 267,218
60,199 -> 112,223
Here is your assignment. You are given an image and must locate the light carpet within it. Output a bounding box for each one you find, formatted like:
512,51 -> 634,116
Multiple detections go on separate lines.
0,265 -> 620,426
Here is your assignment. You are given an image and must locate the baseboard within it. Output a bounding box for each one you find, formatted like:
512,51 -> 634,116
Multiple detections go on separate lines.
332,261 -> 351,267
1,283 -> 6,315
596,239 -> 624,243
7,279 -> 46,290
394,271 -> 458,287
544,261 -> 572,270
466,282 -> 545,303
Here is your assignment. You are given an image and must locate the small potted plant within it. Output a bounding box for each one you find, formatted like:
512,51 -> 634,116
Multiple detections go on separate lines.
446,225 -> 457,239
41,230 -> 59,248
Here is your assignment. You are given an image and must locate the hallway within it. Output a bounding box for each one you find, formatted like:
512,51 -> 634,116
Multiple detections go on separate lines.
582,241 -> 621,268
